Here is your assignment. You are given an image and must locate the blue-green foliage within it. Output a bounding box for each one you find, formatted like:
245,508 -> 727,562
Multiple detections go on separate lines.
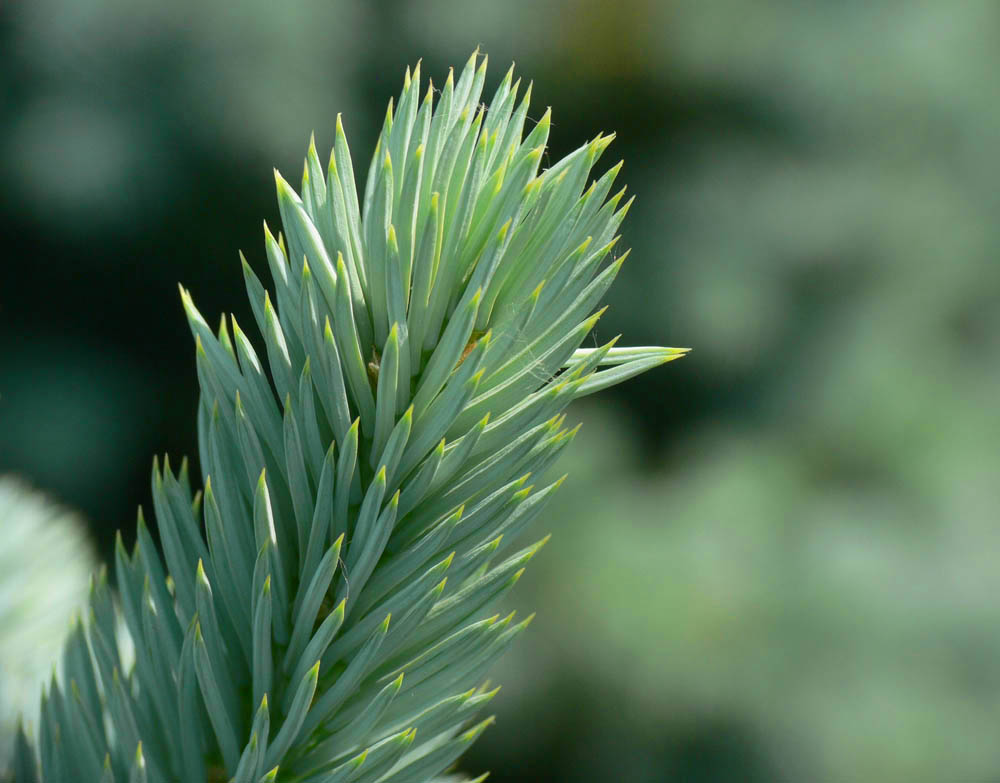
16,52 -> 683,782
0,479 -> 95,774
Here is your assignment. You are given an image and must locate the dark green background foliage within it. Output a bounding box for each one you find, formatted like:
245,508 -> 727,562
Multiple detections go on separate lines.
1,1 -> 999,781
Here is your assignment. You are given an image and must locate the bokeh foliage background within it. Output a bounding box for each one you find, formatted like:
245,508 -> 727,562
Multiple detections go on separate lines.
2,1 -> 1000,781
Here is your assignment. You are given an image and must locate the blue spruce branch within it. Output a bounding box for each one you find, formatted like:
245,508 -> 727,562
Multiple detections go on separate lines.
14,51 -> 687,783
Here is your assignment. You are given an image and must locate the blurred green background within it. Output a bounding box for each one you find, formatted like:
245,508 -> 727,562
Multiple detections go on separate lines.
3,1 -> 1000,780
